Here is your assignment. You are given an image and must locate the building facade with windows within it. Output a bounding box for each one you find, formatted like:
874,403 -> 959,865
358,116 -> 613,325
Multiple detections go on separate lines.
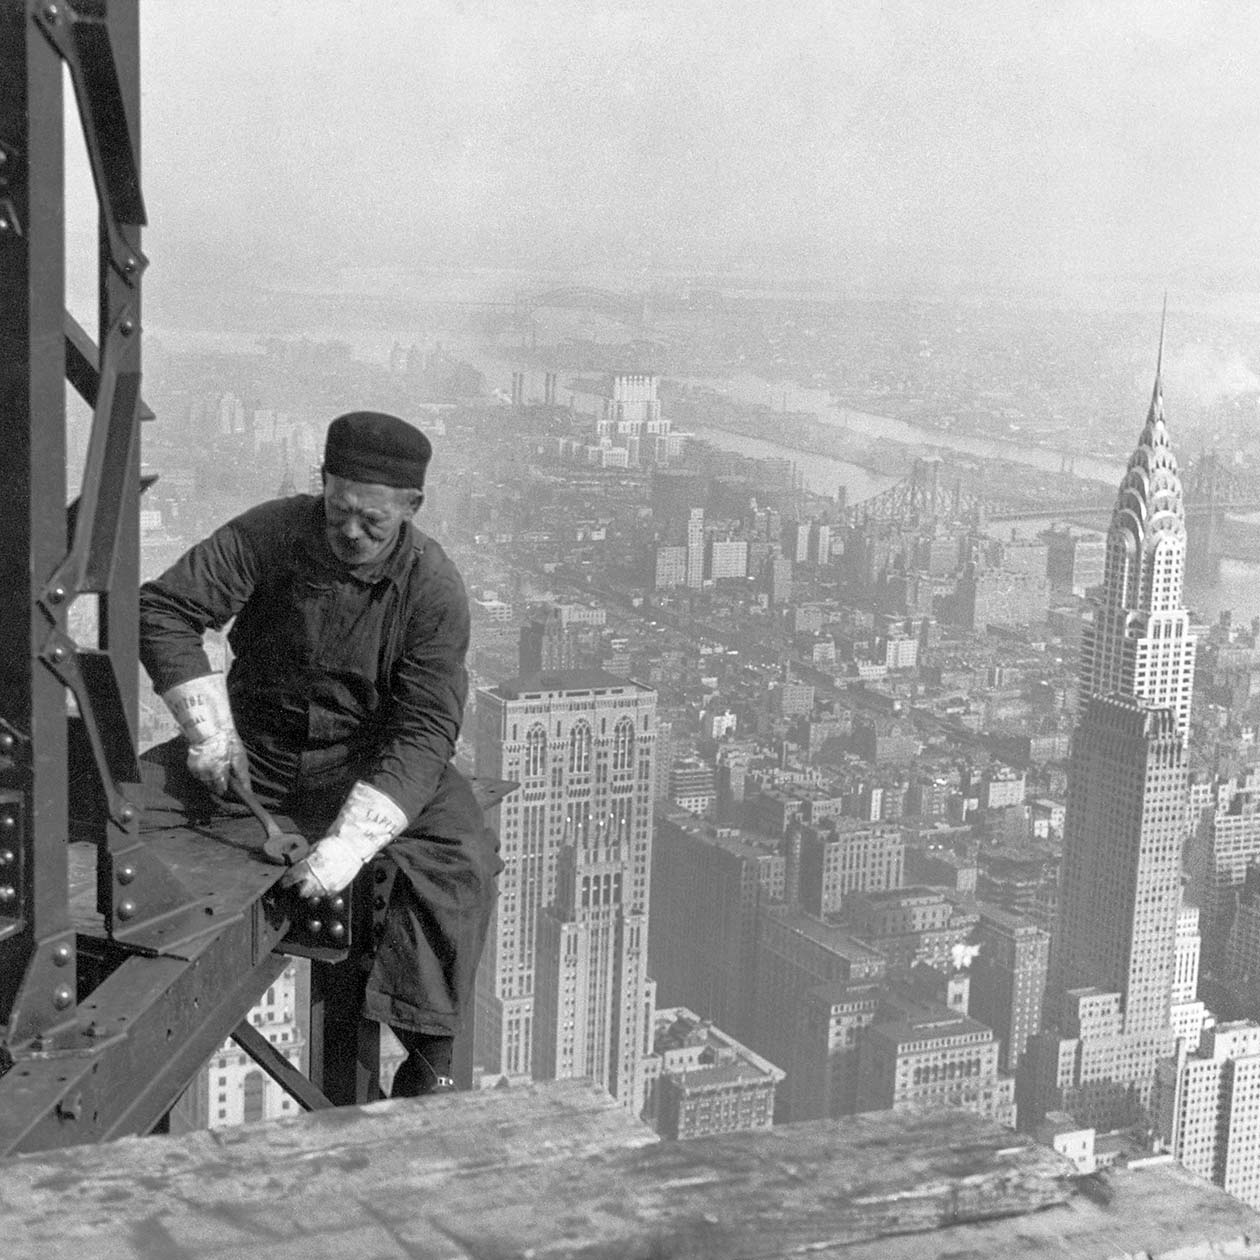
1023,349 -> 1199,1132
473,670 -> 657,1113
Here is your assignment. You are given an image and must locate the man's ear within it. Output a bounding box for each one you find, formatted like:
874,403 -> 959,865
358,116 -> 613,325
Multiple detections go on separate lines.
411,490 -> 425,514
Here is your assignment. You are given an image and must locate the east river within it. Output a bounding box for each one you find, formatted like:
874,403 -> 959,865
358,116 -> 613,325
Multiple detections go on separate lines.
678,377 -> 1258,624
147,321 -> 1260,623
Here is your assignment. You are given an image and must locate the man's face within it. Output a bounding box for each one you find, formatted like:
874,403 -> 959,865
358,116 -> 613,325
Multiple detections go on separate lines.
322,473 -> 421,569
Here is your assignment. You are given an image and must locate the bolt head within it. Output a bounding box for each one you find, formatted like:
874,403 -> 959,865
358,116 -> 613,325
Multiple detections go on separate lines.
1,815 -> 13,829
329,921 -> 345,940
119,805 -> 135,823
330,896 -> 345,912
0,732 -> 15,752
117,865 -> 135,885
307,919 -> 323,935
117,900 -> 136,921
124,256 -> 137,273
49,586 -> 65,604
49,646 -> 65,663
0,885 -> 14,903
0,850 -> 11,865
120,319 -> 135,336
52,944 -> 71,965
52,986 -> 72,1010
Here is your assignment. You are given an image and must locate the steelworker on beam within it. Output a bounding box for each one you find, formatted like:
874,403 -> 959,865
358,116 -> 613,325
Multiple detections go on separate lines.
137,412 -> 500,1097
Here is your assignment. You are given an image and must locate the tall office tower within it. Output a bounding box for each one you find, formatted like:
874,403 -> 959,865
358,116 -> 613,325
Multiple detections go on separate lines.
764,552 -> 793,606
754,907 -> 887,1120
685,507 -> 705,589
809,521 -> 831,566
1170,902 -> 1208,1054
793,980 -> 885,1120
1023,332 -> 1198,1131
649,806 -> 784,1046
472,671 -> 657,1111
1157,1021 -> 1260,1211
968,902 -> 1050,1074
1187,771 -> 1260,969
783,520 -> 810,563
518,605 -> 577,676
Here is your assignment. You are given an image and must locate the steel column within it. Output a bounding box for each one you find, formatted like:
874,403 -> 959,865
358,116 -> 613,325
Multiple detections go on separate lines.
0,0 -> 78,1051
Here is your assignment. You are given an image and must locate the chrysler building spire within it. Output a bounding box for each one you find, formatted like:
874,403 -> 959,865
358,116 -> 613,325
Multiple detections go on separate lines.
1080,305 -> 1195,740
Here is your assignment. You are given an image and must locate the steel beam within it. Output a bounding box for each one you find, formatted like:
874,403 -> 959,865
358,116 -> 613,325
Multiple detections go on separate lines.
231,1019 -> 334,1113
0,905 -> 291,1153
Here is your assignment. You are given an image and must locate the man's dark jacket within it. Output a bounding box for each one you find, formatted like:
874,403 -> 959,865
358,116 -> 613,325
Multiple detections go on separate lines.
139,494 -> 495,1035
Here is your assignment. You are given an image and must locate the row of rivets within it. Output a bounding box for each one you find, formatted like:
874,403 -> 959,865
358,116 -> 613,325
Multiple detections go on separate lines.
305,893 -> 347,939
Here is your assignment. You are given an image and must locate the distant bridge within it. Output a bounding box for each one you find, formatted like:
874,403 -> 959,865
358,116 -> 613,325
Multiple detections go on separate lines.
521,287 -> 650,326
845,453 -> 1260,584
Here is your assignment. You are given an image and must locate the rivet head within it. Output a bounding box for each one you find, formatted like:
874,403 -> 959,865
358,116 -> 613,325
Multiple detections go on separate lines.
1,814 -> 13,828
52,944 -> 71,966
123,256 -> 137,274
49,645 -> 65,663
48,586 -> 65,605
307,919 -> 322,934
43,4 -> 59,21
0,732 -> 15,753
330,896 -> 345,912
0,885 -> 14,903
120,319 -> 135,336
119,805 -> 135,823
329,922 -> 345,939
52,986 -> 73,1010
117,900 -> 136,921
117,865 -> 135,885
0,850 -> 12,865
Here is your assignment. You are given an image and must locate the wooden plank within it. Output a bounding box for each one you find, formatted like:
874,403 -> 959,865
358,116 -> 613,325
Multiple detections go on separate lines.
2,1081 -> 1259,1260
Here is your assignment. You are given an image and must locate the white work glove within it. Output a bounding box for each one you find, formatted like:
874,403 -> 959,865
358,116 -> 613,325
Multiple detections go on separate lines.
161,672 -> 250,796
282,781 -> 407,901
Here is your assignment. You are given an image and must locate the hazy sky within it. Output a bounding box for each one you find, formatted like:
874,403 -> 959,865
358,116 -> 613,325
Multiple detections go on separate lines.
99,1 -> 1260,294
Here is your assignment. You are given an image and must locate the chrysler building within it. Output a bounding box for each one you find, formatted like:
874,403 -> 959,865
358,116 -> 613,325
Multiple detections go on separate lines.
1022,316 -> 1202,1130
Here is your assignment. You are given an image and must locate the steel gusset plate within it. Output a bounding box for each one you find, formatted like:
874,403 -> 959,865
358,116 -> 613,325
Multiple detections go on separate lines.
39,634 -> 136,827
32,0 -> 147,279
0,901 -> 293,1155
46,307 -> 141,601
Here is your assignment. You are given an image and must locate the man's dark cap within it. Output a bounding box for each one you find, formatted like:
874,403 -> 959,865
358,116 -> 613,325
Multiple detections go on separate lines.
323,412 -> 432,490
